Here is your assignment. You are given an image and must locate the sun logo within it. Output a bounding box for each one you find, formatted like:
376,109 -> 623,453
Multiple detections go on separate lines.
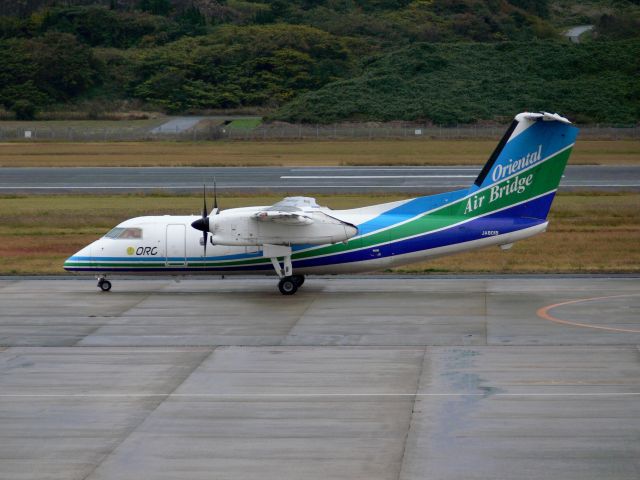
126,246 -> 135,255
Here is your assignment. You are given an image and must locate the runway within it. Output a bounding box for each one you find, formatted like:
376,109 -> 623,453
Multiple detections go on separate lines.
0,276 -> 639,479
1,165 -> 639,193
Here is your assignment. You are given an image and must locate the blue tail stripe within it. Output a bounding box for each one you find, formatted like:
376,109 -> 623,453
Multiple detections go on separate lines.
473,121 -> 577,191
66,192 -> 553,273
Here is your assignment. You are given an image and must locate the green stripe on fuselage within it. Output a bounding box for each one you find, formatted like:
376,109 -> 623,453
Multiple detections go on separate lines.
68,147 -> 570,270
292,146 -> 571,261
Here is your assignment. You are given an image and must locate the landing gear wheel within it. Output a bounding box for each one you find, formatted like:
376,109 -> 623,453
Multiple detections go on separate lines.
291,275 -> 305,288
278,276 -> 298,295
98,279 -> 112,292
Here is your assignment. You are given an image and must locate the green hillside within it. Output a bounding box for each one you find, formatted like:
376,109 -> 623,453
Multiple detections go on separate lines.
273,40 -> 640,124
0,0 -> 638,123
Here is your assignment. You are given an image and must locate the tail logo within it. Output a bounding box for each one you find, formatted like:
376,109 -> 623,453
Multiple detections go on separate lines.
491,144 -> 542,183
489,173 -> 533,202
464,172 -> 534,215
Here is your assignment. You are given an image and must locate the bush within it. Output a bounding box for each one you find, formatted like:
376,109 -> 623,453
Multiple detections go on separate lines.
132,24 -> 359,110
11,99 -> 37,120
40,6 -> 175,48
274,40 -> 640,124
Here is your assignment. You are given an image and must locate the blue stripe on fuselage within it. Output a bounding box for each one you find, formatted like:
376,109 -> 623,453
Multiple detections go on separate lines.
65,192 -> 553,273
353,188 -> 469,236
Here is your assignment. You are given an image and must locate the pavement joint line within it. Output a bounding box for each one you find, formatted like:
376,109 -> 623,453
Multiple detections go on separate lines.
77,346 -> 216,480
279,296 -> 319,344
72,290 -> 154,346
397,346 -> 428,480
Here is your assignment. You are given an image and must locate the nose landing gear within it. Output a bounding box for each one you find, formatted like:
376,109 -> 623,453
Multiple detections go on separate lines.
97,277 -> 112,292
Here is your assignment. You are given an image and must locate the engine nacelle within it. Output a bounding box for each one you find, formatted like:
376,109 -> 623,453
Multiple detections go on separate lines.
209,211 -> 357,246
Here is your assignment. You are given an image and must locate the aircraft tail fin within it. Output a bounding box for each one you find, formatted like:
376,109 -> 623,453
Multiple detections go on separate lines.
469,112 -> 579,220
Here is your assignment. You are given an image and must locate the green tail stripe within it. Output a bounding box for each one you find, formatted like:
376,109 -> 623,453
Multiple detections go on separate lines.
66,147 -> 570,270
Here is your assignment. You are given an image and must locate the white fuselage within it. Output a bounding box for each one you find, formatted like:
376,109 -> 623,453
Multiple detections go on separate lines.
65,201 -> 547,276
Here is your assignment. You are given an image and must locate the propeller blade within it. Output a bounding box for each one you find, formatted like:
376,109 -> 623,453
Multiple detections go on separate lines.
193,183 -> 211,258
202,184 -> 208,218
213,177 -> 218,212
203,230 -> 207,257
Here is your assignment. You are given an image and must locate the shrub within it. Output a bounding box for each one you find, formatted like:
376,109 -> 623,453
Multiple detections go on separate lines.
12,99 -> 37,120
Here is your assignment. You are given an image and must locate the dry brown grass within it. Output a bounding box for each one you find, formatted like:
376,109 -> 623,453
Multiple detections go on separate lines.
399,230 -> 640,273
0,192 -> 638,275
0,139 -> 637,167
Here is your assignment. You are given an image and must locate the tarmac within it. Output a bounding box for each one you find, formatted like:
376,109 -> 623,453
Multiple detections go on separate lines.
1,165 -> 640,193
0,276 -> 639,480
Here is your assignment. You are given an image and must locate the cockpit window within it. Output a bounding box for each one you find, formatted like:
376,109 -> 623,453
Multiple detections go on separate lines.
104,227 -> 142,239
104,227 -> 124,238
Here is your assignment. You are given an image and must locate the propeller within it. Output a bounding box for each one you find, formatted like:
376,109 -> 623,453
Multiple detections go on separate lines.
212,178 -> 219,214
191,179 -> 220,257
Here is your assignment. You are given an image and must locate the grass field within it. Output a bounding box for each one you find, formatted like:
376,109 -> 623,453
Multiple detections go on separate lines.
0,192 -> 638,275
0,139 -> 638,167
227,118 -> 262,130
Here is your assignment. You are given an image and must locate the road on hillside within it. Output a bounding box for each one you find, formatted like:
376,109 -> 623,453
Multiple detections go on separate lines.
0,165 -> 639,194
564,25 -> 594,43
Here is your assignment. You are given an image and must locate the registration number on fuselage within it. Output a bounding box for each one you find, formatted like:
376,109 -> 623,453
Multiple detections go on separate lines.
481,230 -> 499,236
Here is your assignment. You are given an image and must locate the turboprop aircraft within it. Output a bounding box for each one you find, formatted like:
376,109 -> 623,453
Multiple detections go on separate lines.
64,112 -> 578,295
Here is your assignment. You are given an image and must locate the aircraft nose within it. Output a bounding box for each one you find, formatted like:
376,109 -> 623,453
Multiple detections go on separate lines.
64,244 -> 92,271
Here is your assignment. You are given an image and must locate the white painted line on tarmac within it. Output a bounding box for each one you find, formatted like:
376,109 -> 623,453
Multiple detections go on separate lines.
1,184 -> 638,190
1,392 -> 638,398
289,168 -> 480,172
0,185 -> 470,189
281,175 -> 476,179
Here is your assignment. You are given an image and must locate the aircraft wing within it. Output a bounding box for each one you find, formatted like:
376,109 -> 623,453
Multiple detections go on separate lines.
253,210 -> 314,225
252,196 -> 320,225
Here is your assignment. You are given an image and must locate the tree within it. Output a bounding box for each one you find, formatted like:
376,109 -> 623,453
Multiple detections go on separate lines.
11,99 -> 37,120
30,32 -> 102,100
138,0 -> 172,16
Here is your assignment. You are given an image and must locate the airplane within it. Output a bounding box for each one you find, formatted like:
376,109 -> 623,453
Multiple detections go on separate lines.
64,112 -> 579,295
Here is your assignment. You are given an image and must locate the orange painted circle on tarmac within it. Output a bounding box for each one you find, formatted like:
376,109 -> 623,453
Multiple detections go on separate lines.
536,293 -> 640,333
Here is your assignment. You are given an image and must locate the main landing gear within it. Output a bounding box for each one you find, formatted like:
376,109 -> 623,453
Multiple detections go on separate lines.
278,275 -> 305,295
264,244 -> 305,295
97,277 -> 112,292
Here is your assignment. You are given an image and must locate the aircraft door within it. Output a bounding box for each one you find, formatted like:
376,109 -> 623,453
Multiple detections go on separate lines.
166,224 -> 186,266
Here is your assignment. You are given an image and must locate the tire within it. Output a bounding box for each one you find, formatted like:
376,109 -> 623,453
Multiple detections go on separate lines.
291,275 -> 305,287
278,277 -> 298,295
99,280 -> 112,292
